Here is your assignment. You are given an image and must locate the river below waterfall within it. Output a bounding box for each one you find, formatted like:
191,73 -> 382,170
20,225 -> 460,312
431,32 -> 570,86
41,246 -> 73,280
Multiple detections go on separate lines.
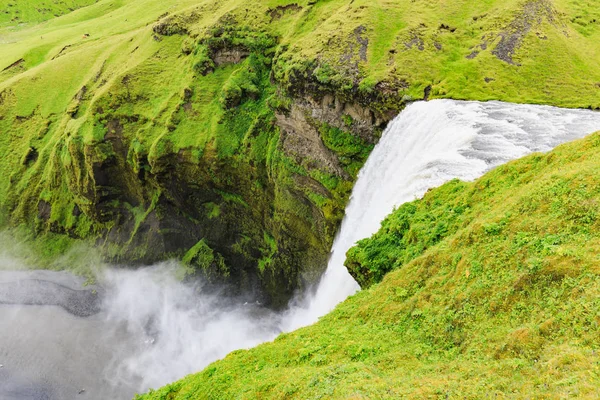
0,266 -> 281,399
2,100 -> 600,400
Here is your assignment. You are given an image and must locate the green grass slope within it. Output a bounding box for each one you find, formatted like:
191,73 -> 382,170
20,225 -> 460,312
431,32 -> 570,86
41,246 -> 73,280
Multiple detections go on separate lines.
139,131 -> 600,399
0,0 -> 99,27
1,0 -> 600,295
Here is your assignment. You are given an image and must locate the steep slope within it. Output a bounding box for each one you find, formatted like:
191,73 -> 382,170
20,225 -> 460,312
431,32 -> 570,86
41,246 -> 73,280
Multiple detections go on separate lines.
138,131 -> 600,399
1,0 -> 600,303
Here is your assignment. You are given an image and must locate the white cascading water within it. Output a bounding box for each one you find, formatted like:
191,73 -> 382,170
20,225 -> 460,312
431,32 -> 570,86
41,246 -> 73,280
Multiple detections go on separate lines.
282,99 -> 600,330
2,100 -> 600,400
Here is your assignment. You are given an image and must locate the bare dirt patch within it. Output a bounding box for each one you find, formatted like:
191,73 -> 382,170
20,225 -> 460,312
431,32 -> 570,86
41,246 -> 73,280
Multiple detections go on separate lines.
2,58 -> 24,72
467,0 -> 566,65
493,0 -> 564,65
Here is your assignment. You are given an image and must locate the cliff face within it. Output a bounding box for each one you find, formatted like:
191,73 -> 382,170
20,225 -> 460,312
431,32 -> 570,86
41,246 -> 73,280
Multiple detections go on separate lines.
0,4 -> 388,306
1,0 -> 600,305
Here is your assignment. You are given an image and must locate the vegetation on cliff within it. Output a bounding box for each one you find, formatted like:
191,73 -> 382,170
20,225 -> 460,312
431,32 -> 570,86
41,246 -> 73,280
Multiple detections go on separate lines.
138,131 -> 600,398
1,0 -> 600,301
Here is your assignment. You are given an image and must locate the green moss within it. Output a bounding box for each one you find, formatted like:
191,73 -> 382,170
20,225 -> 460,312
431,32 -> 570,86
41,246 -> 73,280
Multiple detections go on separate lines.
346,181 -> 470,288
203,202 -> 221,219
216,190 -> 249,209
183,239 -> 229,281
258,232 -> 278,273
319,123 -> 374,176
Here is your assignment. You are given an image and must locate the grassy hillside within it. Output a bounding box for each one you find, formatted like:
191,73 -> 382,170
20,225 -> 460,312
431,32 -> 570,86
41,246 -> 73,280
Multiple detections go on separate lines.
138,131 -> 600,399
1,0 -> 599,298
0,0 -> 98,26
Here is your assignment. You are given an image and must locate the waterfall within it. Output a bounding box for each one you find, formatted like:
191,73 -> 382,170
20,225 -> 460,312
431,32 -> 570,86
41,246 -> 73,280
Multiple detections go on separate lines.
282,99 -> 600,330
2,100 -> 600,399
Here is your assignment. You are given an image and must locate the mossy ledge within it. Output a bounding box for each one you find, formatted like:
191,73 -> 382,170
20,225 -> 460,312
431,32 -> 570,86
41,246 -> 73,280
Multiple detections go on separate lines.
1,0 -> 600,305
139,131 -> 600,398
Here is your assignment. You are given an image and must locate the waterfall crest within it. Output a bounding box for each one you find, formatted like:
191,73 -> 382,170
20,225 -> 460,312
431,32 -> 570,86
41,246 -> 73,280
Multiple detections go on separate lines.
282,99 -> 600,330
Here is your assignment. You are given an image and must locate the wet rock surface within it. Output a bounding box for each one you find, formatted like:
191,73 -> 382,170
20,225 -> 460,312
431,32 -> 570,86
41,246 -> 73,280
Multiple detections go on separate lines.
0,271 -> 103,317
